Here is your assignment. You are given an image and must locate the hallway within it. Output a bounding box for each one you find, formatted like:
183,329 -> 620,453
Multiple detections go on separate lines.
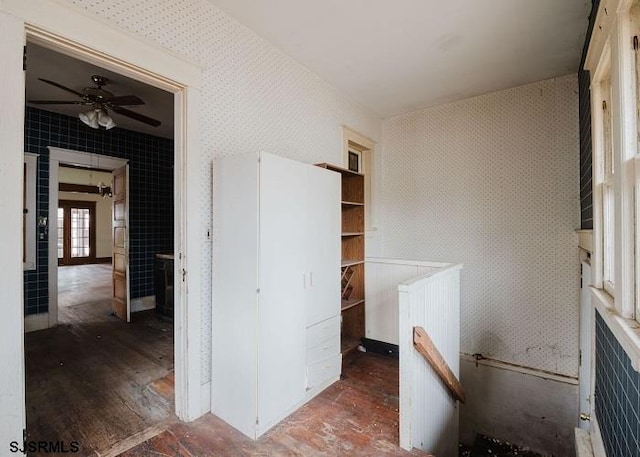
25,264 -> 175,456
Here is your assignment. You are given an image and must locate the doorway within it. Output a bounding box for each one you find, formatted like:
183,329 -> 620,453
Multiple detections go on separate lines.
0,3 -> 204,446
22,37 -> 180,454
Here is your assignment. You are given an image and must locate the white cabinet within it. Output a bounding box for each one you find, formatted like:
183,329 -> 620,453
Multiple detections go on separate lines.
212,151 -> 340,439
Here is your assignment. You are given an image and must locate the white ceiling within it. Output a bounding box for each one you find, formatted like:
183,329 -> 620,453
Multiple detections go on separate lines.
208,0 -> 591,117
25,43 -> 174,138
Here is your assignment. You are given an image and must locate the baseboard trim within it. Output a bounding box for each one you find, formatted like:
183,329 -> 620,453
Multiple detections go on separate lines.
131,295 -> 156,313
24,312 -> 50,333
94,257 -> 112,264
361,338 -> 399,358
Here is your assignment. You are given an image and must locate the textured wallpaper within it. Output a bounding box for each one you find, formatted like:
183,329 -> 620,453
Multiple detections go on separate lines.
379,75 -> 580,377
62,0 -> 382,384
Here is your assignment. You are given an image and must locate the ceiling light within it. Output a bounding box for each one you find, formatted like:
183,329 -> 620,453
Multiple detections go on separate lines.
79,109 -> 98,129
97,109 -> 116,130
79,108 -> 116,130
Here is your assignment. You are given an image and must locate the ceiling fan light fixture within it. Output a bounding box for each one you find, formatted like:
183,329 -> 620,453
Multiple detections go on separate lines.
97,109 -> 116,130
79,109 -> 98,129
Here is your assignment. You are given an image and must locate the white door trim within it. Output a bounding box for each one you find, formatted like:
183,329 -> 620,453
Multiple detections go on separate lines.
0,10 -> 27,448
0,0 -> 205,434
47,148 -> 128,330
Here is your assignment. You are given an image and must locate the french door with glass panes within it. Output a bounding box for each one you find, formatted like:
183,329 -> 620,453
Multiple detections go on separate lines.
58,200 -> 96,265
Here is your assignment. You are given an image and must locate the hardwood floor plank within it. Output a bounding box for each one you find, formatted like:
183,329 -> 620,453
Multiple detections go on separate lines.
26,264 -> 175,456
120,353 -> 432,457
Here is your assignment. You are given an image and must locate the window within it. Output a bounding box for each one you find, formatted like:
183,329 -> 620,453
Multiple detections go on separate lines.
23,153 -> 38,270
601,84 -> 615,296
57,200 -> 96,265
342,126 -> 375,228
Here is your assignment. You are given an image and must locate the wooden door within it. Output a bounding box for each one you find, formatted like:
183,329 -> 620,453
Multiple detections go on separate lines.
257,152 -> 307,433
305,166 -> 341,326
57,200 -> 96,266
112,165 -> 130,322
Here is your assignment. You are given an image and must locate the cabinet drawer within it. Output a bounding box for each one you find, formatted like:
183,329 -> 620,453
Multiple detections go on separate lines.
306,354 -> 341,390
307,336 -> 339,365
306,315 -> 340,349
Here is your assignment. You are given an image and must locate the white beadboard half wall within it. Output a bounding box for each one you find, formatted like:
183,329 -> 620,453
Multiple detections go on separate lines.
378,75 -> 580,454
60,0 -> 381,387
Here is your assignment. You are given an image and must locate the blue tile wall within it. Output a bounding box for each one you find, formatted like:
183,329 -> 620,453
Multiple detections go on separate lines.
24,107 -> 174,315
595,311 -> 640,457
578,0 -> 599,230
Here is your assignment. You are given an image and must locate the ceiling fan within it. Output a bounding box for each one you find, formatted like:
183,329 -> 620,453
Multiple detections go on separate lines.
28,74 -> 161,129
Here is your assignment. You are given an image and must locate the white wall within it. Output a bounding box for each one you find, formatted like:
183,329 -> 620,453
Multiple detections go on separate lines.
57,0 -> 381,385
460,358 -> 578,456
378,75 -> 580,452
379,74 -> 580,378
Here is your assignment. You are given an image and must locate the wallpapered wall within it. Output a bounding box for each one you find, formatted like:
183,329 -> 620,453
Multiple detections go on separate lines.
379,75 -> 580,377
60,0 -> 382,384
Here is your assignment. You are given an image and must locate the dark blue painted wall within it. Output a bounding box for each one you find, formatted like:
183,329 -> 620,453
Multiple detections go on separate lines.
24,107 -> 174,315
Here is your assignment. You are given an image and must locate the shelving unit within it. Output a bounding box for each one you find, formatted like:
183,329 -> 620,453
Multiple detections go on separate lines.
316,163 -> 365,357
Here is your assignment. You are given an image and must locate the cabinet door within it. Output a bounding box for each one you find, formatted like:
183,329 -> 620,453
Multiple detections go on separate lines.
305,166 -> 341,326
257,152 -> 307,433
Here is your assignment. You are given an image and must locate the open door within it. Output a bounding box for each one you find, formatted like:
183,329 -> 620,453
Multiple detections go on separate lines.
112,164 -> 130,322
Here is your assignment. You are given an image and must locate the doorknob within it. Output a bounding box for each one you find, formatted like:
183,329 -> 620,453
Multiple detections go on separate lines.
580,413 -> 591,421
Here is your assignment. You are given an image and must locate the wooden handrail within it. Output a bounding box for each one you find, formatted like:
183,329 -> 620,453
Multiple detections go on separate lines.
413,326 -> 465,403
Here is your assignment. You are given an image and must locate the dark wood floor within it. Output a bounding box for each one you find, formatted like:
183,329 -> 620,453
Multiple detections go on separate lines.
28,265 -> 428,456
25,264 -> 175,456
120,353 -> 431,457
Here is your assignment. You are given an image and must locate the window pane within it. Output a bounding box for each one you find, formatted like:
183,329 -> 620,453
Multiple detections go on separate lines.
603,184 -> 615,285
70,208 -> 90,258
57,208 -> 64,259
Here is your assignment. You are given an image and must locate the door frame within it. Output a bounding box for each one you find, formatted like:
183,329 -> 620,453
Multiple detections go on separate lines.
0,0 -> 205,443
48,148 -> 128,326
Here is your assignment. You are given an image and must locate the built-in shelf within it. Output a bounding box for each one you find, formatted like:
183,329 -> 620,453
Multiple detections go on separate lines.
341,298 -> 365,311
341,259 -> 364,267
342,232 -> 364,237
316,161 -> 365,361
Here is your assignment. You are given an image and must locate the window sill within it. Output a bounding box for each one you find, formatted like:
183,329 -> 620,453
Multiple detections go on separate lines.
591,287 -> 640,372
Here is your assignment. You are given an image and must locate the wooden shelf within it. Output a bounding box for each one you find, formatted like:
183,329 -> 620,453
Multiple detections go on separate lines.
316,163 -> 364,177
341,259 -> 364,267
341,298 -> 364,312
316,161 -> 365,365
341,336 -> 361,355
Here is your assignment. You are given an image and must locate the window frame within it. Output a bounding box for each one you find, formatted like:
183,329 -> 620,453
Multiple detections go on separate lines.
601,80 -> 616,296
342,126 -> 376,230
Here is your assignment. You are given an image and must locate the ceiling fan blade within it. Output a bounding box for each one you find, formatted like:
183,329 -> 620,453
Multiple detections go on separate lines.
111,106 -> 161,127
107,95 -> 145,106
27,100 -> 83,105
38,78 -> 84,97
